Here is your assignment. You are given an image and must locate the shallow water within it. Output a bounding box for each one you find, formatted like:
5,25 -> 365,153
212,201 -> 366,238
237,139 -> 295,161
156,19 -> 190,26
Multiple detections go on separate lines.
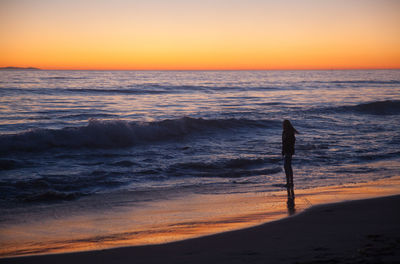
0,70 -> 400,256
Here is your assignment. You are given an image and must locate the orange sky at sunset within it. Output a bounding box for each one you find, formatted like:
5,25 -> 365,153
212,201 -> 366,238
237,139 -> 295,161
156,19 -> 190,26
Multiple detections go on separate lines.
1,0 -> 399,70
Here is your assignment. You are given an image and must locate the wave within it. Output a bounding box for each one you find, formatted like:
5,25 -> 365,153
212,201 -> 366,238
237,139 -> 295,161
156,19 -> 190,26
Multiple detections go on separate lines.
0,84 -> 280,96
59,113 -> 119,119
64,84 -> 280,94
344,100 -> 400,115
110,160 -> 138,167
20,190 -> 84,203
331,80 -> 400,85
0,169 -> 127,203
0,87 -> 170,95
0,117 -> 277,154
311,80 -> 400,85
40,76 -> 88,80
171,157 -> 280,170
64,87 -> 171,94
167,157 -> 282,178
0,159 -> 19,170
324,100 -> 400,115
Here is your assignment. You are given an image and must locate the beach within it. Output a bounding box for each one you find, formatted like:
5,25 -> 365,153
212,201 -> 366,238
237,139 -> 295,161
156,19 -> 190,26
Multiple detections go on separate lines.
2,176 -> 400,263
3,192 -> 399,264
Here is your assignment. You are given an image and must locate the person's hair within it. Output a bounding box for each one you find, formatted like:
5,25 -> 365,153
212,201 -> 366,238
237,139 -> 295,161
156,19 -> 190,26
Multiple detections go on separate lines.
283,119 -> 299,134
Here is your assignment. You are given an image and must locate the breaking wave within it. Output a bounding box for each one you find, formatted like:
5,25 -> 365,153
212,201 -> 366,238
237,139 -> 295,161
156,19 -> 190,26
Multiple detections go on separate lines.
0,117 -> 277,154
326,100 -> 400,115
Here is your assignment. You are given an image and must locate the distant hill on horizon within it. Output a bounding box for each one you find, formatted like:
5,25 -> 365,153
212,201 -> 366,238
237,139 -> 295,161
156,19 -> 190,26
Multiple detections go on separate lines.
0,66 -> 41,70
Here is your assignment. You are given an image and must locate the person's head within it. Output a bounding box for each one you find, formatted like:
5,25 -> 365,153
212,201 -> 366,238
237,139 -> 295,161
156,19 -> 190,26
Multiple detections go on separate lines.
283,119 -> 299,134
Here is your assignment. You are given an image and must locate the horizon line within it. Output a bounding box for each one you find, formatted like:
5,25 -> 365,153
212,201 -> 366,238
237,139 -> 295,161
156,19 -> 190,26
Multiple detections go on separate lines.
2,66 -> 400,71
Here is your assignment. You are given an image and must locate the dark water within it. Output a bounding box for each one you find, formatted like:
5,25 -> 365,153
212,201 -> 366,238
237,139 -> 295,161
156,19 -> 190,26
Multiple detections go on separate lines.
0,70 -> 399,210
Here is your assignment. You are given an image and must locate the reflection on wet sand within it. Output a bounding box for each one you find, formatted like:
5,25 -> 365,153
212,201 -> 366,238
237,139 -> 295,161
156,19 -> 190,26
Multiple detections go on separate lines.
1,176 -> 400,258
286,185 -> 296,215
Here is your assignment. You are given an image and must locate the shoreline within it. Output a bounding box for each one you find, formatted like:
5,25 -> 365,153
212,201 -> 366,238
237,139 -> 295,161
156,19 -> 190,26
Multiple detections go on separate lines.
3,193 -> 400,263
1,176 -> 400,262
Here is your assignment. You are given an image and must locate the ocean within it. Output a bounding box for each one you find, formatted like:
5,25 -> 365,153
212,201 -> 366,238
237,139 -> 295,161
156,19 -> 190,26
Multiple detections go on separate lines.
1,70 -> 400,256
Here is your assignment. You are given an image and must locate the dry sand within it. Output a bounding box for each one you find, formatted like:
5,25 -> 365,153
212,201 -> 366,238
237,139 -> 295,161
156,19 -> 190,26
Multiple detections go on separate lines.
3,194 -> 399,264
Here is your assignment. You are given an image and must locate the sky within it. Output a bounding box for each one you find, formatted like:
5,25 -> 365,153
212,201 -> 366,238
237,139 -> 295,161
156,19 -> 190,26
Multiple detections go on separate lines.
0,0 -> 399,70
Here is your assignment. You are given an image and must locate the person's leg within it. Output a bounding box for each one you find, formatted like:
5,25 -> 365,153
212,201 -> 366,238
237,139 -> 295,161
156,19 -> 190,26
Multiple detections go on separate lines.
288,159 -> 293,186
284,154 -> 290,185
284,154 -> 293,186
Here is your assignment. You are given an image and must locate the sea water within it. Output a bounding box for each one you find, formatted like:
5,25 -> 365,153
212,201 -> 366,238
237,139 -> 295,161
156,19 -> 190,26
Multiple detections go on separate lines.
0,70 -> 399,255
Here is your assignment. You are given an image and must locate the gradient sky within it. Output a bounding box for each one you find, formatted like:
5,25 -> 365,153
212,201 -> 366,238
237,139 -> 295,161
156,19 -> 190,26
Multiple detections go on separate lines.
1,0 -> 399,70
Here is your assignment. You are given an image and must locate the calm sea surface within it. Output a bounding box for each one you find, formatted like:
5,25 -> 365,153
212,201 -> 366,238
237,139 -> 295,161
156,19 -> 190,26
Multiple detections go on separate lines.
0,70 -> 399,251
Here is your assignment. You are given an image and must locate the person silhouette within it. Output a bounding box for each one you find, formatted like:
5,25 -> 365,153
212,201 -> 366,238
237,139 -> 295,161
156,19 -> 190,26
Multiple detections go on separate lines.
282,120 -> 298,215
282,120 -> 298,188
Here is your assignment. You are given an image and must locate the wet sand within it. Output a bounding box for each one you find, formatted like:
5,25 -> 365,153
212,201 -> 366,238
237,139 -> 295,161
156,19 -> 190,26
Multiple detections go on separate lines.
3,193 -> 400,263
2,176 -> 400,259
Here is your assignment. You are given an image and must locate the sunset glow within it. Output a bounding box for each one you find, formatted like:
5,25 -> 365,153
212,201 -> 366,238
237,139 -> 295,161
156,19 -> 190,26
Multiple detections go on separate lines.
1,0 -> 399,70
